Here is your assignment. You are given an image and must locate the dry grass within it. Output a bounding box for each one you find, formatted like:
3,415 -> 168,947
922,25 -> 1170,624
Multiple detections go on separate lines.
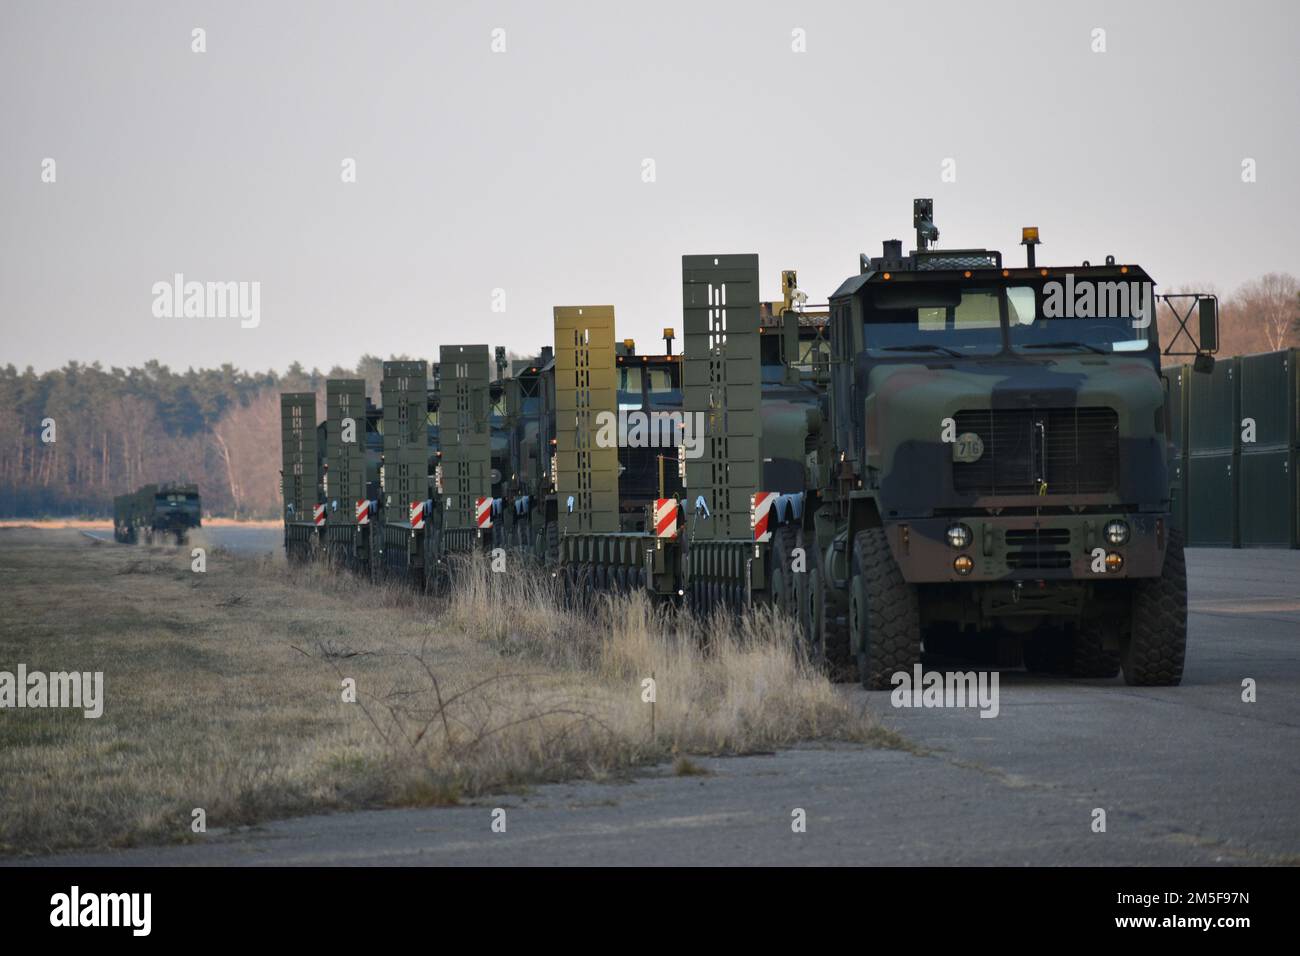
0,528 -> 887,856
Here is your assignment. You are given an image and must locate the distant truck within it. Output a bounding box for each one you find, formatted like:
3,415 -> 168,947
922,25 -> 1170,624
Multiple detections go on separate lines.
113,483 -> 202,545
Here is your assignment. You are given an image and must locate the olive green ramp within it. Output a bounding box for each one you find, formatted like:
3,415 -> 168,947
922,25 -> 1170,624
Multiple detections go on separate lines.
439,345 -> 492,552
280,392 -> 321,560
326,378 -> 371,569
555,306 -> 619,537
381,361 -> 430,577
682,254 -> 762,542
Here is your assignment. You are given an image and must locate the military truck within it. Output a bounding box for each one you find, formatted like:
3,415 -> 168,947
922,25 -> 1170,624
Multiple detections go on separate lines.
113,483 -> 202,545
798,199 -> 1216,688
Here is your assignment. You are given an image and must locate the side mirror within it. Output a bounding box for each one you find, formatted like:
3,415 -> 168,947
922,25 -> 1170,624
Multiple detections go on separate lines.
1198,298 -> 1218,354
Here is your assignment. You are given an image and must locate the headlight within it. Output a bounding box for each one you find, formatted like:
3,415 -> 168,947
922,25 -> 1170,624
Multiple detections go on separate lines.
1104,520 -> 1130,545
945,523 -> 973,549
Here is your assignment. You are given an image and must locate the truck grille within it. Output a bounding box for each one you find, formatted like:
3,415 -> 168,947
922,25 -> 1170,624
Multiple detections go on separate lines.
952,407 -> 1118,496
1005,528 -> 1071,570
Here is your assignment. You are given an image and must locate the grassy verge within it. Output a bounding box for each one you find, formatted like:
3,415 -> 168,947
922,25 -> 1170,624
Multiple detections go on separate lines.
0,528 -> 892,855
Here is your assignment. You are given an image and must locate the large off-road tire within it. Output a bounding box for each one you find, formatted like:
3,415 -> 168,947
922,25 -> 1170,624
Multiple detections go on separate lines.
770,525 -> 797,615
798,542 -> 825,667
1066,619 -> 1121,678
1122,529 -> 1188,686
849,528 -> 922,690
816,562 -> 854,682
544,520 -> 558,566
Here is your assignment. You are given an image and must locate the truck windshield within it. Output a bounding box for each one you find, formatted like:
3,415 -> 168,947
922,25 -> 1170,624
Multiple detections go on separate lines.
646,365 -> 681,408
863,284 -> 1004,356
618,366 -> 643,410
1006,281 -> 1155,355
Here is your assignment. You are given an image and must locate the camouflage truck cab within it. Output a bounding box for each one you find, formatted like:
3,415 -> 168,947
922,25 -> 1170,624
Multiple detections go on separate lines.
814,199 -> 1215,689
280,393 -> 323,561
379,361 -> 432,585
149,483 -> 202,544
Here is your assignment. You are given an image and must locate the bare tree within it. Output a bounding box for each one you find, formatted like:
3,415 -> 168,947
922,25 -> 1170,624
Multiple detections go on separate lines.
212,389 -> 284,517
1237,273 -> 1300,352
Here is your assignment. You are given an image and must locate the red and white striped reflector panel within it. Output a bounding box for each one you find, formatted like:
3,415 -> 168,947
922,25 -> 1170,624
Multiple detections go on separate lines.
409,501 -> 425,530
654,498 -> 678,539
355,499 -> 370,525
475,496 -> 492,529
751,492 -> 774,543
313,504 -> 326,527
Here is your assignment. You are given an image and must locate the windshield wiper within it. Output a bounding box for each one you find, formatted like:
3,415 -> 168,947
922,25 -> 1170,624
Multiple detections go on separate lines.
879,343 -> 963,358
1021,340 -> 1106,355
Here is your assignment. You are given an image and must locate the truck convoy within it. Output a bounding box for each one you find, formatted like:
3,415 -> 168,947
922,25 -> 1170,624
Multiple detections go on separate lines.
281,200 -> 1218,689
112,483 -> 202,544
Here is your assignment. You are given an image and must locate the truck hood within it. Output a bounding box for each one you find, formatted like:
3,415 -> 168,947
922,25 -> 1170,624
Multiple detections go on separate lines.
863,355 -> 1168,513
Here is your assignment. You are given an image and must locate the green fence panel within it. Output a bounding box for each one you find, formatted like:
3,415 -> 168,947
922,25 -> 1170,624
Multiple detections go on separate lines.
1238,446 -> 1296,548
1187,356 -> 1238,455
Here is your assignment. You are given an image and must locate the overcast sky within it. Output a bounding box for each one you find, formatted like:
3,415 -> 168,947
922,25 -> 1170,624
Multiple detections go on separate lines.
2,0 -> 1296,374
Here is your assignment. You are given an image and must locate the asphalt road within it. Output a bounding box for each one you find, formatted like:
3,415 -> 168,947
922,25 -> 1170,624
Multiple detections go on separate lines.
15,548 -> 1300,866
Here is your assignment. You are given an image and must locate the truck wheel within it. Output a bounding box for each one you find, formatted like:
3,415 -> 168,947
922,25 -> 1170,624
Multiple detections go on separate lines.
850,529 -> 921,690
800,557 -> 825,667
770,525 -> 797,614
545,521 -> 558,566
1122,529 -> 1188,686
1066,620 -> 1121,678
817,573 -> 853,681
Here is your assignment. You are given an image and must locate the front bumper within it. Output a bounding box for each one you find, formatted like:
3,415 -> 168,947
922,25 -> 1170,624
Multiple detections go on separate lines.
886,512 -> 1167,584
